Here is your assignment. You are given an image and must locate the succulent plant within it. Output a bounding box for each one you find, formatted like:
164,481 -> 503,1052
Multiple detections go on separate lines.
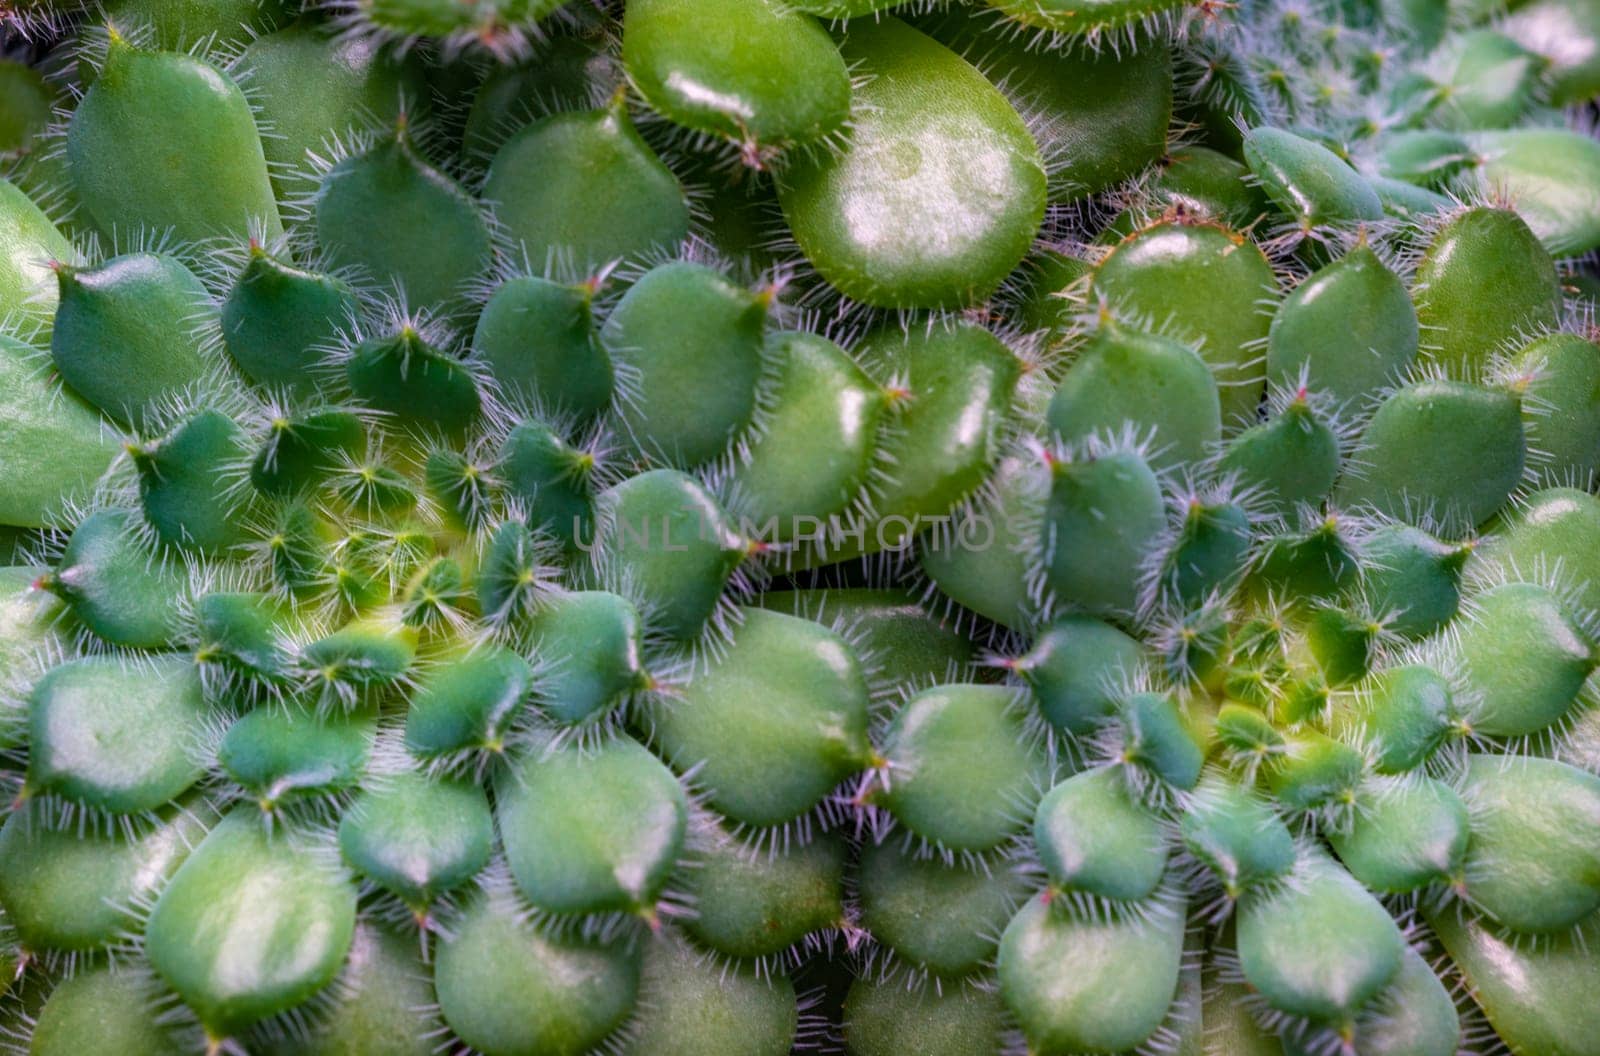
2,0 -> 1600,1054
